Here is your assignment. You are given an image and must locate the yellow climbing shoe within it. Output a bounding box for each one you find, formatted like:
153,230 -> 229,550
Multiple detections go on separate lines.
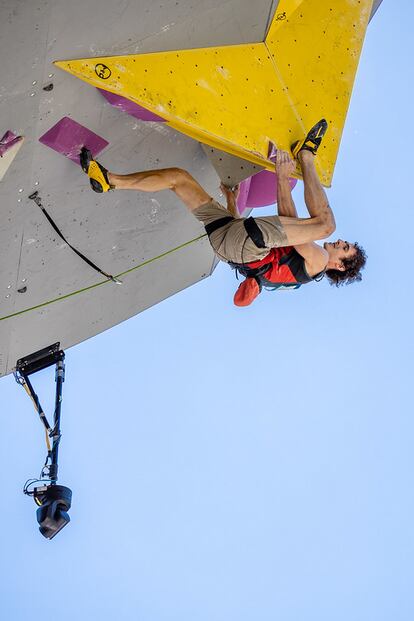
291,119 -> 328,159
80,147 -> 113,193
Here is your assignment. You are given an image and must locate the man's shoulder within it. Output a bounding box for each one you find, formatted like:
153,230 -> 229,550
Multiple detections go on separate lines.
293,242 -> 328,276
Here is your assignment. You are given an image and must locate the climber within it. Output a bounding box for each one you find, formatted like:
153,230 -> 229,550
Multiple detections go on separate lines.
79,119 -> 366,305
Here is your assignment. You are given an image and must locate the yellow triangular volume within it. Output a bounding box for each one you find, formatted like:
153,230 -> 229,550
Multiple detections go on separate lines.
265,0 -> 374,184
55,0 -> 373,187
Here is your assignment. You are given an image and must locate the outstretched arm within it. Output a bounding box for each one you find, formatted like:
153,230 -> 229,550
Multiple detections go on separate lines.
273,150 -> 336,246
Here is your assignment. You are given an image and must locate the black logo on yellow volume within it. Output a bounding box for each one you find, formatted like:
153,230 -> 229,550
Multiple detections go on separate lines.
95,64 -> 111,79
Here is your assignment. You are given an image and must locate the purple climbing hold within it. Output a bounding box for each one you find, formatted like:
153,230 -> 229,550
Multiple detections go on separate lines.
0,130 -> 23,157
237,170 -> 297,213
234,177 -> 251,214
0,131 -> 25,181
98,89 -> 166,122
39,117 -> 109,164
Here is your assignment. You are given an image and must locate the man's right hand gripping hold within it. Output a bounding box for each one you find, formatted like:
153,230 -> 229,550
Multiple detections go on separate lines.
80,119 -> 366,306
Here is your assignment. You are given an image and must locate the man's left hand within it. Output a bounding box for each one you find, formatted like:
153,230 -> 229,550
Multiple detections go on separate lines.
275,150 -> 295,178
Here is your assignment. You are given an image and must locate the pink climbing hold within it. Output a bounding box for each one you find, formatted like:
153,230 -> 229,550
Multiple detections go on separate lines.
39,117 -> 109,164
98,89 -> 166,122
0,130 -> 23,157
235,177 -> 251,213
237,171 -> 297,213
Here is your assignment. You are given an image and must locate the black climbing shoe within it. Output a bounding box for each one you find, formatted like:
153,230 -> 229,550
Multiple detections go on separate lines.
79,147 -> 113,193
291,119 -> 328,159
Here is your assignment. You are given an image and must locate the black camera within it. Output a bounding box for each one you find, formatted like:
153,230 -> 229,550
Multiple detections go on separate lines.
33,485 -> 73,539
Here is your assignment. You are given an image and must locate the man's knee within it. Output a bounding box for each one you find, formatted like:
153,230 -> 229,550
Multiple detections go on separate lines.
168,167 -> 194,190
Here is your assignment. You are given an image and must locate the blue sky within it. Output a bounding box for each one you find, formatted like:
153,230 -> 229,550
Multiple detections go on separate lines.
1,3 -> 413,620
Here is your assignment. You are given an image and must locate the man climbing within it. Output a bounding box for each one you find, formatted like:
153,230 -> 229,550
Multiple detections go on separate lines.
80,119 -> 366,305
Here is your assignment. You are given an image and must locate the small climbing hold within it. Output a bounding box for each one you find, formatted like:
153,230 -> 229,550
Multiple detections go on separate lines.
0,131 -> 24,181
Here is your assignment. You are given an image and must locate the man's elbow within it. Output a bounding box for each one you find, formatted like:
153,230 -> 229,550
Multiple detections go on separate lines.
319,210 -> 336,238
324,219 -> 336,238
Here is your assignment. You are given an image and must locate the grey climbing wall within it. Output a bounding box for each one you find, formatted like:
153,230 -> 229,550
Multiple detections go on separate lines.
0,0 -> 281,377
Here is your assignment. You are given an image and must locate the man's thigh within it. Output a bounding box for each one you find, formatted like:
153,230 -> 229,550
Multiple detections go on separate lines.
173,170 -> 212,211
192,199 -> 232,225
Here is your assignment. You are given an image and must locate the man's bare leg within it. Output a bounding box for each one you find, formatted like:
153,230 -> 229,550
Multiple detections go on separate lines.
88,153 -> 334,246
107,167 -> 212,212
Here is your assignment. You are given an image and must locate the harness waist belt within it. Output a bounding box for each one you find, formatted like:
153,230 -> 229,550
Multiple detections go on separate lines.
229,261 -> 272,279
205,215 -> 267,250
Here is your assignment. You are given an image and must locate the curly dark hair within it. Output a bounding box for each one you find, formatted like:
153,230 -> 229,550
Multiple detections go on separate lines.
325,242 -> 367,287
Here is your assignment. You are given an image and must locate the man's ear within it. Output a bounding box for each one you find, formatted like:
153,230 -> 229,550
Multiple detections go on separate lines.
335,261 -> 345,271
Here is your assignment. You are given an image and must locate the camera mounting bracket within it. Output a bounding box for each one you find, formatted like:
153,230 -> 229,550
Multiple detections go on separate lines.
14,342 -> 72,538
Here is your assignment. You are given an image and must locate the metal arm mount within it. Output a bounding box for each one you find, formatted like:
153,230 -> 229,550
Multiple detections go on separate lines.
14,342 -> 65,485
